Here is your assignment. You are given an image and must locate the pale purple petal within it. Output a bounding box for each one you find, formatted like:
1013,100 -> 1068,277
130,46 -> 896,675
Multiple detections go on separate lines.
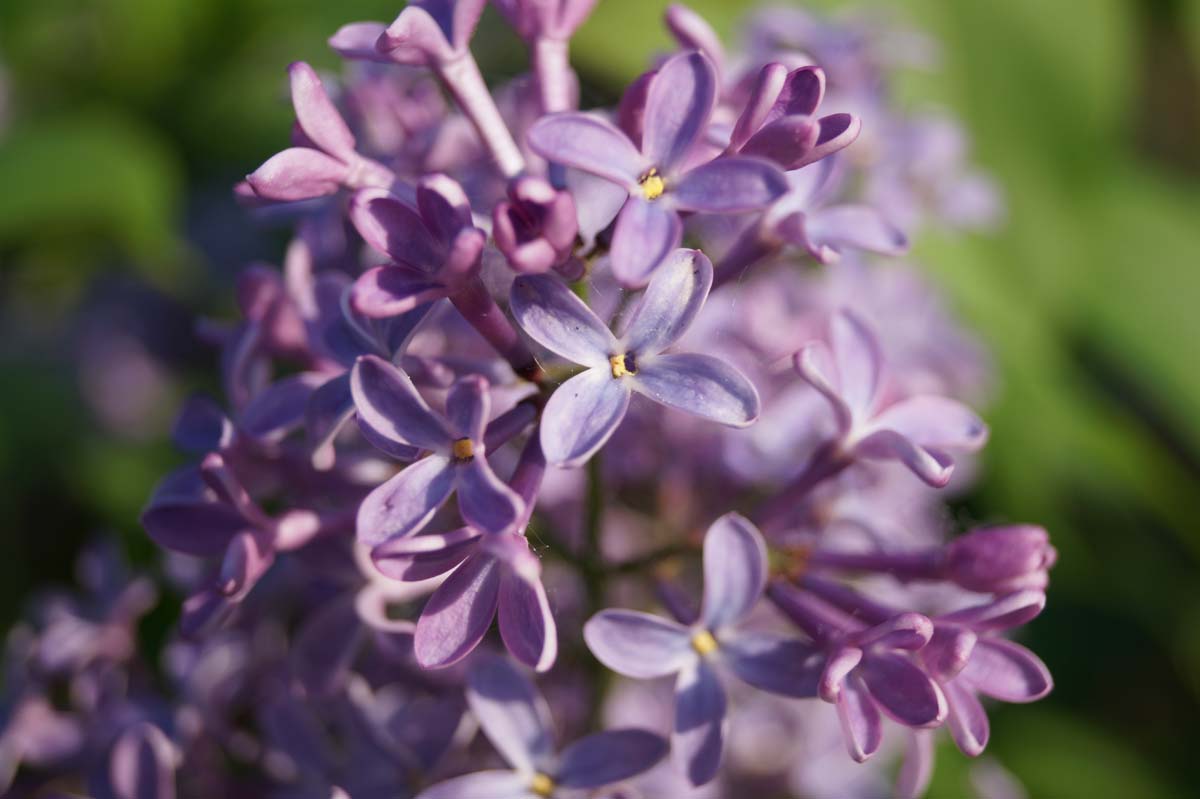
417,173 -> 476,242
700,513 -> 767,628
869,395 -> 988,452
610,196 -> 683,288
794,340 -> 853,433
349,188 -> 442,267
800,204 -> 909,262
356,455 -> 456,545
328,22 -> 391,62
465,654 -> 555,771
510,274 -> 615,367
664,4 -> 725,77
830,309 -> 882,421
794,112 -> 862,168
897,731 -> 935,799
738,117 -> 820,171
305,373 -> 360,468
372,526 -> 482,581
721,632 -> 823,697
673,658 -> 727,786
109,723 -> 175,799
456,457 -> 525,535
414,553 -> 501,668
944,680 -> 989,756
540,367 -> 631,467
858,652 -> 947,727
292,594 -> 365,696
247,147 -> 348,201
171,394 -> 233,453
853,613 -> 934,651
526,113 -> 644,188
499,570 -> 557,673
941,591 -> 1047,632
852,428 -> 955,487
672,156 -> 789,212
350,354 -> 453,452
288,62 -> 356,161
239,373 -> 322,442
961,638 -> 1052,702
558,729 -> 668,788
836,676 -> 882,762
820,646 -> 864,701
351,264 -> 448,318
643,51 -> 717,171
446,374 -> 489,442
416,771 -> 530,799
378,5 -> 455,65
620,248 -> 712,356
730,62 -> 788,151
583,610 -> 692,678
630,352 -> 760,427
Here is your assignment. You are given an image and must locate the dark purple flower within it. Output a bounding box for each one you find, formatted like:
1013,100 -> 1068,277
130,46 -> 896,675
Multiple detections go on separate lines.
511,249 -> 760,467
943,526 -> 1057,594
528,51 -> 788,286
585,514 -> 818,785
417,655 -> 667,798
492,176 -> 579,274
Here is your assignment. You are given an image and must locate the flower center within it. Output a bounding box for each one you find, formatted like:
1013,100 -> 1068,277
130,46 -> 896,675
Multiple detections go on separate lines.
609,352 -> 637,378
530,772 -> 556,797
452,438 -> 475,461
639,168 -> 666,201
691,630 -> 719,656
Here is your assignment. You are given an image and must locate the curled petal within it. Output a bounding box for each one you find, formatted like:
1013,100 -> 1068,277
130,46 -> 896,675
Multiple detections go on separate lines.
351,354 -> 453,452
853,613 -> 934,652
897,730 -> 936,799
673,659 -> 727,786
583,609 -> 692,679
739,116 -> 820,171
630,352 -> 760,427
540,368 -> 631,467
941,591 -> 1047,632
730,62 -> 789,151
819,646 -> 864,702
944,680 -> 989,756
465,654 -> 555,772
610,197 -> 683,288
836,676 -> 882,763
527,113 -> 644,188
171,394 -> 233,454
671,156 -> 789,213
351,265 -> 448,318
794,112 -> 862,168
372,527 -> 482,581
305,373 -> 356,469
246,148 -> 348,201
643,51 -> 717,171
962,638 -> 1052,702
769,66 -> 826,121
858,652 -> 947,728
700,513 -> 767,629
456,457 -> 525,535
498,569 -> 557,673
794,340 -> 853,433
621,248 -> 713,356
721,632 -> 823,697
356,456 -> 456,545
414,553 -> 501,669
417,173 -> 476,242
349,188 -> 442,267
509,275 -> 616,368
329,22 -> 392,62
799,204 -> 909,263
288,62 -> 356,160
869,395 -> 989,452
558,729 -> 669,788
852,428 -> 955,487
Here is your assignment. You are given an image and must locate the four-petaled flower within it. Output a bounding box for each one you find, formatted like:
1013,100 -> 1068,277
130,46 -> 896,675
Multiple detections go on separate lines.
351,356 -> 524,544
511,248 -> 761,467
584,513 -> 818,785
417,655 -> 668,799
528,50 -> 788,286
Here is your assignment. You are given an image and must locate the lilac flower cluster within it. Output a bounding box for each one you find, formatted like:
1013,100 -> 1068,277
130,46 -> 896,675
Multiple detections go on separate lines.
3,2 -> 1049,797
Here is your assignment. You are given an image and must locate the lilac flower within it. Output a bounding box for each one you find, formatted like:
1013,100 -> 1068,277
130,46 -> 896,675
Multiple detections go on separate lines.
766,581 -> 948,763
351,356 -> 524,544
795,309 -> 987,487
417,655 -> 667,799
511,249 -> 760,467
585,514 -> 819,785
492,176 -> 580,274
103,722 -> 177,799
247,62 -> 393,201
527,51 -> 788,286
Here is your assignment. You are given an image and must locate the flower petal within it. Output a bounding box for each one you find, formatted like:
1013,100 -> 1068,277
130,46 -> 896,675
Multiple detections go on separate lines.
793,340 -> 853,433
897,731 -> 935,799
446,374 -> 490,442
371,526 -> 482,581
700,513 -> 767,629
328,22 -> 391,62
630,352 -> 760,427
800,204 -> 909,262
239,373 -> 322,442
456,457 -> 525,535
509,275 -> 617,368
794,113 -> 862,169
835,676 -> 882,763
540,367 -> 631,467
140,501 -> 246,557
610,196 -> 683,288
852,428 -> 955,488
941,591 -> 1047,632
557,729 -> 669,788
291,594 -> 365,696
621,248 -> 712,356
351,354 -> 453,452
673,658 -> 727,786
721,632 -> 823,697
869,395 -> 988,452
583,609 -> 692,679
769,66 -> 825,120
246,147 -> 348,201
288,62 -> 356,161
643,51 -> 717,171
499,569 -> 557,673
414,552 -> 501,669
830,309 -> 882,421
351,264 -> 448,318
356,455 -> 456,545
349,188 -> 443,267
109,723 -> 176,799
858,651 -> 947,728
738,116 -> 820,171
305,373 -> 357,469
527,113 -> 643,188
416,771 -> 530,799
672,156 -> 789,212
944,679 -> 989,756
961,638 -> 1052,702
465,654 -> 555,772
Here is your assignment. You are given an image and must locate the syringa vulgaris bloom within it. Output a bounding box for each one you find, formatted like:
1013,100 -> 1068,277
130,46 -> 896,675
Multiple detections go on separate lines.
511,248 -> 760,467
528,50 -> 788,286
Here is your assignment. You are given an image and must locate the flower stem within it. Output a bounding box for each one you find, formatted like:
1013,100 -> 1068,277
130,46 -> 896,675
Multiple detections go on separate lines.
438,54 -> 526,177
532,37 -> 575,113
449,278 -> 543,382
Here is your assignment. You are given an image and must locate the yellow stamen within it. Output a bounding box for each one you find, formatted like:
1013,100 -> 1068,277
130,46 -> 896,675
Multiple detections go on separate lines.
639,168 -> 666,201
609,353 -> 635,378
691,630 -> 719,656
452,438 -> 475,460
530,772 -> 556,797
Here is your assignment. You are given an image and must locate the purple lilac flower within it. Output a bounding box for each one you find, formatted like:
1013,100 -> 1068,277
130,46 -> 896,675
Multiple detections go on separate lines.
528,51 -> 788,286
101,722 -> 177,799
585,514 -> 818,785
511,248 -> 760,466
417,655 -> 667,798
491,175 -> 580,274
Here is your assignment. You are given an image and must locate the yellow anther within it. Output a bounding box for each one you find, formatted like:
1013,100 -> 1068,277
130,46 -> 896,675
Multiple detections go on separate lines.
530,772 -> 556,797
639,168 -> 666,201
609,353 -> 635,378
691,630 -> 719,656
452,438 -> 475,460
